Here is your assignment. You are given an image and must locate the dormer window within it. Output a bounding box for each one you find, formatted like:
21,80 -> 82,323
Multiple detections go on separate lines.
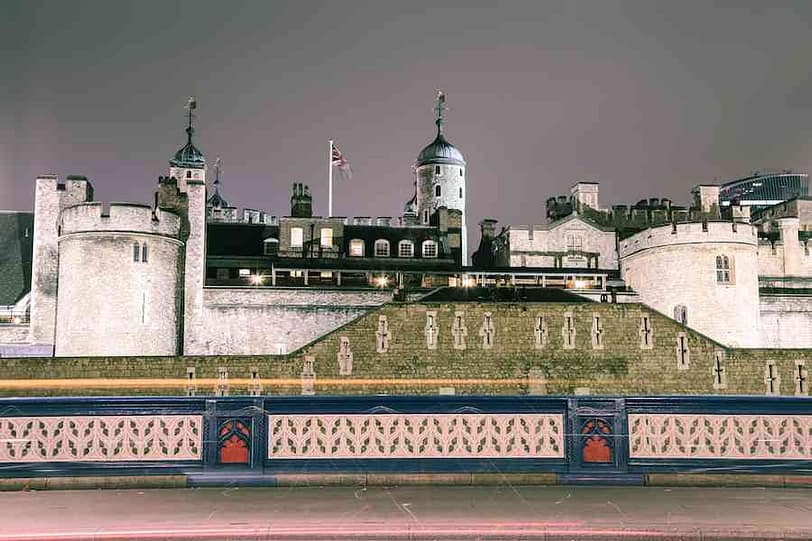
349,239 -> 365,257
398,240 -> 414,258
422,240 -> 438,258
374,239 -> 390,257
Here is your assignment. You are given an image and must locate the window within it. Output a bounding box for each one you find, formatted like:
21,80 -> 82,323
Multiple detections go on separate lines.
374,239 -> 390,257
459,168 -> 463,177
290,227 -> 303,248
422,240 -> 438,258
216,268 -> 229,280
566,234 -> 583,251
716,255 -> 732,283
398,240 -> 414,258
186,170 -> 192,179
349,239 -> 364,257
132,242 -> 140,262
263,238 -> 279,256
320,228 -> 333,248
435,165 -> 441,175
459,187 -> 463,198
239,269 -> 250,277
141,243 -> 148,263
435,184 -> 442,197
423,210 -> 429,224
674,304 -> 688,325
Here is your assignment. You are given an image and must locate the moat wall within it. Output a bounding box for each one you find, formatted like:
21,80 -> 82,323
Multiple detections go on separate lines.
0,301 -> 809,397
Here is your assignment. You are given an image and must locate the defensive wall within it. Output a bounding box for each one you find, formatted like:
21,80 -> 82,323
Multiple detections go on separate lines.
185,288 -> 394,355
1,301 -> 810,397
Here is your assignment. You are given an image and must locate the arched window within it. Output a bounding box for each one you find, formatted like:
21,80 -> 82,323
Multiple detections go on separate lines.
459,187 -> 463,198
422,240 -> 438,258
716,255 -> 732,283
374,239 -> 390,257
186,170 -> 192,179
674,304 -> 687,325
141,243 -> 148,263
435,184 -> 442,197
398,240 -> 414,258
349,239 -> 365,257
435,165 -> 441,175
132,242 -> 140,262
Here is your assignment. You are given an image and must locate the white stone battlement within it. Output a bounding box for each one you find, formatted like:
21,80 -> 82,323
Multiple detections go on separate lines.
619,221 -> 757,258
59,202 -> 181,238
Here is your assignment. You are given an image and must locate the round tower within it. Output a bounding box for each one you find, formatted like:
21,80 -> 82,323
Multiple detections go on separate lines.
414,91 -> 468,262
619,221 -> 760,347
54,202 -> 183,356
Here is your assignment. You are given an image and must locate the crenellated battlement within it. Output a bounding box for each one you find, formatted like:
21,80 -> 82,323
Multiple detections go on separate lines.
59,202 -> 181,238
619,221 -> 757,258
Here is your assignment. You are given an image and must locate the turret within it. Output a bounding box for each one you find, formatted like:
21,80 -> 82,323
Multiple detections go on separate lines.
168,97 -> 206,192
414,91 -> 468,262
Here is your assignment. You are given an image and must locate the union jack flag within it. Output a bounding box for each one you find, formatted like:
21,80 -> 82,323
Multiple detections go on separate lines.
331,143 -> 352,179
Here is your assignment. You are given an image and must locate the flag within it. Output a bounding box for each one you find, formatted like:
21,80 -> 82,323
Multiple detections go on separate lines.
331,142 -> 352,179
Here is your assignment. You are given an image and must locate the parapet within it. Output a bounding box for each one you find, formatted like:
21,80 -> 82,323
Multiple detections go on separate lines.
59,202 -> 181,238
619,221 -> 757,259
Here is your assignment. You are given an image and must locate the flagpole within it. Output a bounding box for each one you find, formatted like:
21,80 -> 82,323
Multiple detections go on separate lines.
328,139 -> 334,217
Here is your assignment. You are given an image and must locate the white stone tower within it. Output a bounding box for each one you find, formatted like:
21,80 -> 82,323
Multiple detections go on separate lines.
414,91 -> 468,262
168,97 -> 208,355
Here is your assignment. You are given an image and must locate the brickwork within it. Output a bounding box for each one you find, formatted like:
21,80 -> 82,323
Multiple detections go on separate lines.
6,300 -> 811,397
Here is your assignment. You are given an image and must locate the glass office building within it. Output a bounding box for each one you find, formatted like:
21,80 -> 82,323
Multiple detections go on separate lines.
718,172 -> 809,210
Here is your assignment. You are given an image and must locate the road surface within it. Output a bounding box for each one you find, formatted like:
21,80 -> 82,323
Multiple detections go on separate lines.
1,485 -> 811,540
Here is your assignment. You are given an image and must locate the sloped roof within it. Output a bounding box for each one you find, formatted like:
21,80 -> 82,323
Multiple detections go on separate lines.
0,212 -> 34,305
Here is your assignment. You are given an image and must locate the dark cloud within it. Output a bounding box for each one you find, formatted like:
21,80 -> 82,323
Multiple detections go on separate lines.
2,1 -> 812,256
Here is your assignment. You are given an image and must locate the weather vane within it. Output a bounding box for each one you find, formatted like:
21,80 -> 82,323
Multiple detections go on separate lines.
435,90 -> 446,132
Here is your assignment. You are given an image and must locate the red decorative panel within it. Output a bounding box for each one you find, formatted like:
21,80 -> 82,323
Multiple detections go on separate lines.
580,419 -> 613,463
218,420 -> 251,464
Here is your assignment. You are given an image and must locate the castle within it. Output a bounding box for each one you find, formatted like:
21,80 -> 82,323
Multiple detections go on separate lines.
1,94 -> 812,361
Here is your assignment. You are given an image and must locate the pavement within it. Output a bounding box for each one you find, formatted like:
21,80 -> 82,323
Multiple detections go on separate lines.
0,485 -> 811,540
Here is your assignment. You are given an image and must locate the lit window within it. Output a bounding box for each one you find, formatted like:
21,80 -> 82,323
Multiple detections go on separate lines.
435,184 -> 441,197
239,269 -> 250,277
398,240 -> 414,258
435,165 -> 441,175
132,243 -> 140,262
422,240 -> 438,258
374,239 -> 390,257
716,255 -> 732,283
290,227 -> 303,248
141,243 -> 148,263
349,239 -> 364,257
263,238 -> 279,256
320,228 -> 333,248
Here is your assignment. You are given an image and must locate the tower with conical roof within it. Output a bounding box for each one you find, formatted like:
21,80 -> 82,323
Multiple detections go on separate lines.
169,97 -> 206,192
414,90 -> 468,262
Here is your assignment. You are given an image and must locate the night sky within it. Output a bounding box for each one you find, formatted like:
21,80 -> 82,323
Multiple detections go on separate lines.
3,1 -> 812,257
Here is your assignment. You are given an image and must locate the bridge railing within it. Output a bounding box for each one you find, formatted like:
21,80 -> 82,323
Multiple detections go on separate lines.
0,395 -> 809,480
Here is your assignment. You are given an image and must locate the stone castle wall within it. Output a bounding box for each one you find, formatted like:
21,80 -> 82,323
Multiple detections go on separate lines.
3,300 -> 809,398
759,294 -> 812,348
620,222 -> 761,347
59,202 -> 181,238
183,288 -> 392,355
506,219 -> 618,269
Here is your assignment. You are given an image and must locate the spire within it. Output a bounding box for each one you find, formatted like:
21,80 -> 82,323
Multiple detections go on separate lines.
434,90 -> 446,137
213,157 -> 222,189
185,96 -> 197,145
170,97 -> 205,169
